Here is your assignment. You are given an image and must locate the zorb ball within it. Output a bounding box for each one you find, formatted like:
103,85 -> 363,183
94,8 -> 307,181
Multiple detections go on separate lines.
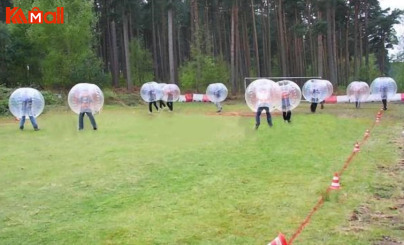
162,84 -> 181,102
245,79 -> 281,112
302,79 -> 333,103
324,80 -> 334,98
9,88 -> 45,119
370,77 -> 397,101
158,83 -> 167,91
347,81 -> 370,102
206,83 -> 228,103
140,81 -> 163,102
68,83 -> 104,114
275,80 -> 302,112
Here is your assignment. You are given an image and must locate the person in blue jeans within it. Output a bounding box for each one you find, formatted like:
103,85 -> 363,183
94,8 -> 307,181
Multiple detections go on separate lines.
213,89 -> 223,113
255,101 -> 273,130
19,95 -> 39,131
78,91 -> 97,130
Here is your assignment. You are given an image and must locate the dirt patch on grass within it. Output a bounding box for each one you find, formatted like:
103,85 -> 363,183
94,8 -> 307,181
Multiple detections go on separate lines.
347,135 -> 404,244
205,111 -> 282,117
373,236 -> 403,245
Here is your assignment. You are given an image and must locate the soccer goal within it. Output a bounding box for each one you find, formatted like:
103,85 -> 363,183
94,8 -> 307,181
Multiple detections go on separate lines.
244,76 -> 322,90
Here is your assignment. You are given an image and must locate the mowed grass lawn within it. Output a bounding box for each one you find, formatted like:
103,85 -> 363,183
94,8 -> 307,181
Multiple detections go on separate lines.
0,102 -> 403,245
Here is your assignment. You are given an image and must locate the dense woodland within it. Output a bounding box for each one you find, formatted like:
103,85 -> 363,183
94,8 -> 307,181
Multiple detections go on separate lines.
0,0 -> 403,94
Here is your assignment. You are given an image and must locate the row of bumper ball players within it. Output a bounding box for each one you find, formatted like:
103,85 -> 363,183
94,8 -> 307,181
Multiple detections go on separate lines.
8,82 -> 229,131
9,84 -> 103,131
141,82 -> 228,113
8,77 -> 396,131
306,77 -> 397,111
141,82 -> 179,113
245,77 -> 397,130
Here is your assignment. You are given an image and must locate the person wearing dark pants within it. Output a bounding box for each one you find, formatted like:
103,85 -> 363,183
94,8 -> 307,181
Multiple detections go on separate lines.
159,100 -> 166,110
310,88 -> 320,113
166,102 -> 173,111
282,111 -> 291,122
255,106 -> 273,130
148,90 -> 159,113
281,91 -> 292,123
79,112 -> 97,130
382,99 -> 387,110
320,100 -> 325,109
166,93 -> 174,111
381,86 -> 388,110
78,92 -> 97,130
310,99 -> 318,113
149,101 -> 159,113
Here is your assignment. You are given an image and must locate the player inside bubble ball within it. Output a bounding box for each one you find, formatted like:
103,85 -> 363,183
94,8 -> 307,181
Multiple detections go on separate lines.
19,90 -> 40,131
166,92 -> 174,111
148,89 -> 159,113
213,89 -> 223,113
380,85 -> 388,110
254,88 -> 273,130
310,87 -> 320,113
77,89 -> 97,130
281,89 -> 291,123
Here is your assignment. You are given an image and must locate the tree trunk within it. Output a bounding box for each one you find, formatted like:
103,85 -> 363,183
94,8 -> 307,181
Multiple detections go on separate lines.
345,5 -> 350,82
214,2 -> 223,56
267,2 -> 272,76
110,20 -> 119,87
332,2 -> 338,83
364,0 -> 370,74
168,0 -> 175,84
261,7 -> 267,76
251,0 -> 260,76
276,0 -> 287,76
151,0 -> 160,80
353,0 -> 359,77
191,0 -> 199,43
326,0 -> 337,84
317,11 -> 324,78
231,2 -> 239,95
242,13 -> 250,78
122,12 -> 132,89
204,0 -> 212,55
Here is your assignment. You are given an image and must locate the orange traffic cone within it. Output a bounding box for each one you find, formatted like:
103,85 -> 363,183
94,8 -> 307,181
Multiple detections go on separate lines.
375,117 -> 380,123
377,111 -> 382,118
329,173 -> 341,190
364,129 -> 370,138
268,233 -> 288,245
353,142 -> 360,153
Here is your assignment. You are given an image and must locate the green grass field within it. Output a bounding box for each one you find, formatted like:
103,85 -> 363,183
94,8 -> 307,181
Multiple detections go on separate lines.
0,102 -> 403,245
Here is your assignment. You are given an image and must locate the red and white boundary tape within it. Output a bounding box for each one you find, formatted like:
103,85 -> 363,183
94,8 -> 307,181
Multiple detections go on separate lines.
325,93 -> 404,103
179,93 -> 404,103
179,94 -> 210,102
